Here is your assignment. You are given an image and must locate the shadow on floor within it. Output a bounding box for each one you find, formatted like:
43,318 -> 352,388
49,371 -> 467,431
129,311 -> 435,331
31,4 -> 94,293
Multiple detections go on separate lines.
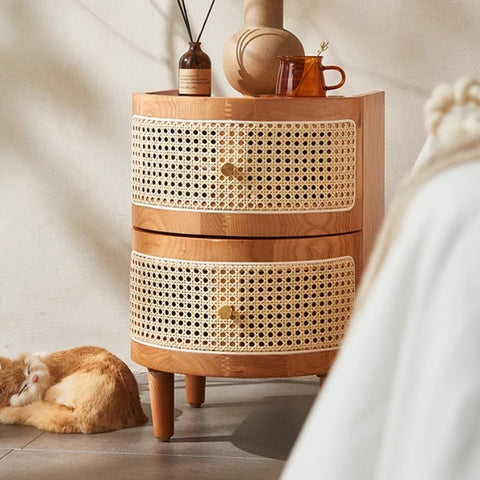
171,394 -> 316,460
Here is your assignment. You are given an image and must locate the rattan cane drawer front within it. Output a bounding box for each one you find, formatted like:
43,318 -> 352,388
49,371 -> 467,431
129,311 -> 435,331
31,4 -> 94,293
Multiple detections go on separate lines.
132,116 -> 356,214
130,252 -> 355,354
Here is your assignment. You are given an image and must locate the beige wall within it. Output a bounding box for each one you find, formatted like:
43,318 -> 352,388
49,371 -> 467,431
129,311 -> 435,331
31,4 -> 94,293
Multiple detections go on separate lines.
1,0 -> 479,368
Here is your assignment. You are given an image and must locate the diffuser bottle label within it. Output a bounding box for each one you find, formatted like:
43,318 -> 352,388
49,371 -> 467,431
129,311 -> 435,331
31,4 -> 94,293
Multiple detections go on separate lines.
178,69 -> 211,96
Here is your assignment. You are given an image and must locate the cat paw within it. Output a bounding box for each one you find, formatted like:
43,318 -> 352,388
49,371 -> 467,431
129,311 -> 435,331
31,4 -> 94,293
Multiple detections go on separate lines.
9,394 -> 23,407
0,407 -> 16,424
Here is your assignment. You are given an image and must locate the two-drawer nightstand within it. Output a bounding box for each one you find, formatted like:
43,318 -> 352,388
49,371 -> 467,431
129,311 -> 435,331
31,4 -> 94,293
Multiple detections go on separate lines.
129,91 -> 384,440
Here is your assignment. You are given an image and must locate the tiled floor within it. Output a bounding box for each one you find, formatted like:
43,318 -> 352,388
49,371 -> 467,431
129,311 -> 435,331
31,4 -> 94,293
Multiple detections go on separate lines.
0,374 -> 322,480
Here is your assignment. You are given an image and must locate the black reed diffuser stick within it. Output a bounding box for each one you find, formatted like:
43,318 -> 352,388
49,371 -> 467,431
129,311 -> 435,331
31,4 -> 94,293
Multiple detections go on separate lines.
176,0 -> 216,44
176,0 -> 193,42
196,0 -> 216,43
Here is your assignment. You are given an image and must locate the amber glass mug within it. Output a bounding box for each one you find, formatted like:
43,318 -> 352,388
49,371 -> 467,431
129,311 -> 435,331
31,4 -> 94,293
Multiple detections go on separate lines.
275,56 -> 346,97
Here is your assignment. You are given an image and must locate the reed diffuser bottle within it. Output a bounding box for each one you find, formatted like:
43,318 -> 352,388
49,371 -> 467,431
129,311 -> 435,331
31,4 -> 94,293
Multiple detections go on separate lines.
176,0 -> 215,97
178,42 -> 211,96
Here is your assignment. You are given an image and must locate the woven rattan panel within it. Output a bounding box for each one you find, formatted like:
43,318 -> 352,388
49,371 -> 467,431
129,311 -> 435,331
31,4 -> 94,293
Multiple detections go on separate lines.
130,252 -> 355,354
132,116 -> 356,213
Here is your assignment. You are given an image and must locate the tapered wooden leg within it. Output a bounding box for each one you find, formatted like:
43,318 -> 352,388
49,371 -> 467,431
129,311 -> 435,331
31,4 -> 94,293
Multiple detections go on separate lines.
184,375 -> 206,408
147,369 -> 174,442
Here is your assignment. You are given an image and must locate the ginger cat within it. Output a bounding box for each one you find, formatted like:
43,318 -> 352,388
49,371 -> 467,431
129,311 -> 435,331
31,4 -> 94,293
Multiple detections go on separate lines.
0,346 -> 148,433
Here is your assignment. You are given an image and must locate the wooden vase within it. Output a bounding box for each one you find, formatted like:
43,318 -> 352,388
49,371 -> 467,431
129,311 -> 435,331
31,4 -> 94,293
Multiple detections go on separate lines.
222,0 -> 304,96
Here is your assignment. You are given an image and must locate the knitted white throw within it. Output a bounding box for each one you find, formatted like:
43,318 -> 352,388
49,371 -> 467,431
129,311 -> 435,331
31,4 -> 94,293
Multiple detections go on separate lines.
282,78 -> 480,480
358,77 -> 480,305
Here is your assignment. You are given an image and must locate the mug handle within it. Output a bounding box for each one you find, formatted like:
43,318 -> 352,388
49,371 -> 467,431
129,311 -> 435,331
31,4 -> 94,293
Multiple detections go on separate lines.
323,65 -> 346,91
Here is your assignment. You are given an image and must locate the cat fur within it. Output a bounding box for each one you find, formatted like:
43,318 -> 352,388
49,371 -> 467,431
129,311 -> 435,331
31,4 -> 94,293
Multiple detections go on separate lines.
0,346 -> 148,433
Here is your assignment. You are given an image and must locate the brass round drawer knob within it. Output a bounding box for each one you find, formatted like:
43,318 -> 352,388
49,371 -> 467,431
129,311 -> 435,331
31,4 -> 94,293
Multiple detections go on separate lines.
220,162 -> 235,177
218,305 -> 234,319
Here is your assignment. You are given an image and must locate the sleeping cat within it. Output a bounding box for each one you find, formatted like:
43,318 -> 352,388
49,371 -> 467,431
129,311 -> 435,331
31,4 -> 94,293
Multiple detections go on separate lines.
0,346 -> 148,433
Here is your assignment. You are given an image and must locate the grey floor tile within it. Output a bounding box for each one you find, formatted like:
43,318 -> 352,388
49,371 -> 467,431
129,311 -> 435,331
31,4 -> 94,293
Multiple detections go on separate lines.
27,426 -> 254,459
0,449 -> 283,480
27,377 -> 318,461
0,377 -> 321,479
0,449 -> 12,460
0,425 -> 43,449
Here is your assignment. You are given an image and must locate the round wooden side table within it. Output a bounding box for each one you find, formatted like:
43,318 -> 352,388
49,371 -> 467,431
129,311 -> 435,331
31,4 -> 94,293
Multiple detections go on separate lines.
129,91 -> 384,441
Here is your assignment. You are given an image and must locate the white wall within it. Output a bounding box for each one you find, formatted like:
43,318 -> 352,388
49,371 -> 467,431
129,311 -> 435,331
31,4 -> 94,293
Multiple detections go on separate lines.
1,0 -> 479,369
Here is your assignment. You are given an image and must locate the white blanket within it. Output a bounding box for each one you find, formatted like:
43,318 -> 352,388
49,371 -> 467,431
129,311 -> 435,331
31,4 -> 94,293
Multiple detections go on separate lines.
282,80 -> 480,480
